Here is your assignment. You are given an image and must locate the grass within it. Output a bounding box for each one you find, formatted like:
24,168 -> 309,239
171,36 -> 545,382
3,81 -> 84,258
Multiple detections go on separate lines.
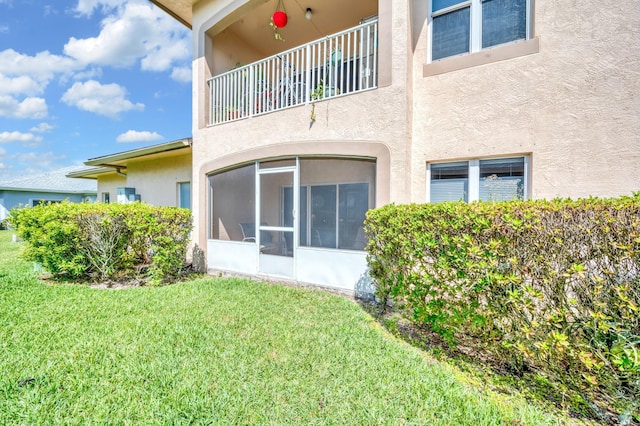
0,230 -> 572,425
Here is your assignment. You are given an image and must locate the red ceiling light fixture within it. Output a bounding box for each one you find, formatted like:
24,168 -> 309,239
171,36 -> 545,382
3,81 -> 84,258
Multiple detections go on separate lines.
269,0 -> 287,41
272,10 -> 287,28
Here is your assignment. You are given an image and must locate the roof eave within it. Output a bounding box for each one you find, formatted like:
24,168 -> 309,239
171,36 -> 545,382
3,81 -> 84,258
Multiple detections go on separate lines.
0,187 -> 97,195
84,138 -> 192,167
149,0 -> 192,29
66,166 -> 117,179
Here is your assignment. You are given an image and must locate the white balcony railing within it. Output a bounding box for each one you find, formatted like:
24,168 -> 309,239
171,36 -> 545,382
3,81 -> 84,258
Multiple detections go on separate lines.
207,19 -> 378,126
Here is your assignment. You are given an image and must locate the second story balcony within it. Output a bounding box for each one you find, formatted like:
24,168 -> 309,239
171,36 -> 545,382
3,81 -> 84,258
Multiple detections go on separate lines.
206,16 -> 378,126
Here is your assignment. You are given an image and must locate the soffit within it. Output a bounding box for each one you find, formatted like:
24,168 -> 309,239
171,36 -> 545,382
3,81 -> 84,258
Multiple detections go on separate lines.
149,0 -> 195,28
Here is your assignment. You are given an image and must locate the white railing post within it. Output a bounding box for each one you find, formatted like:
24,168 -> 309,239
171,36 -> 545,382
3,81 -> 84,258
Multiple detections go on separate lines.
207,79 -> 215,125
249,65 -> 255,117
302,44 -> 313,104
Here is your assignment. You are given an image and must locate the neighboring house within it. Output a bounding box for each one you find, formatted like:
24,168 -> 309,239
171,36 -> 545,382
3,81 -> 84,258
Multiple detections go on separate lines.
149,0 -> 639,294
0,166 -> 97,223
68,138 -> 193,209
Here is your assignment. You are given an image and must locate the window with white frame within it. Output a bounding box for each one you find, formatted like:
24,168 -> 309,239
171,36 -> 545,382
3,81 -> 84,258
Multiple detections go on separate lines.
430,0 -> 529,61
428,156 -> 528,202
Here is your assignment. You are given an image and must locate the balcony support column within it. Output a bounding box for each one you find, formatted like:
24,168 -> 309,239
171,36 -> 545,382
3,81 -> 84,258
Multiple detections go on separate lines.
377,0 -> 392,87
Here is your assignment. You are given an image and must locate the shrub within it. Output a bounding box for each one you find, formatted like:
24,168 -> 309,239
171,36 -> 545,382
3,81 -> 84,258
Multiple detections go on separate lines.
10,202 -> 192,285
365,196 -> 640,422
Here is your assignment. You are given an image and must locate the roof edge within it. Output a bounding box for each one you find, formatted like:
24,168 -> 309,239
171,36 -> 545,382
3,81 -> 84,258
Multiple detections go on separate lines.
85,137 -> 192,166
0,186 -> 97,195
66,167 -> 116,179
149,0 -> 192,29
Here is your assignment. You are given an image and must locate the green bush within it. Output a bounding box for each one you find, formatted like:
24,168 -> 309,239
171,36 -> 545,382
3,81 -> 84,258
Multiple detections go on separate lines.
10,202 -> 192,285
365,196 -> 639,421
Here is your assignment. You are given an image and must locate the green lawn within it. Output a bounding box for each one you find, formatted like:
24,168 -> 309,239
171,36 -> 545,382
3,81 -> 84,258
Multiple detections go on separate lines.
0,230 -> 566,425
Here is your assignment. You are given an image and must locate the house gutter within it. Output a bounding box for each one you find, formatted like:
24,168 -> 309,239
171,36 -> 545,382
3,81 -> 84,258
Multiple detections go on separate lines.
66,166 -> 115,179
84,138 -> 192,167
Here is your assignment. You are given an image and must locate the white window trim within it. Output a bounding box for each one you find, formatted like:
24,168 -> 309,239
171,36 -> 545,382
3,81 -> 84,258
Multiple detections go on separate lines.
426,155 -> 530,202
427,0 -> 533,64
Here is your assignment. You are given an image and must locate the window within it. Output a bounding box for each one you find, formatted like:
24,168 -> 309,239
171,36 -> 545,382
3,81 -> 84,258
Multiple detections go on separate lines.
285,159 -> 375,251
31,199 -> 62,207
285,182 -> 371,250
178,182 -> 191,209
430,0 -> 529,61
428,156 -> 528,202
430,161 -> 469,202
102,192 -> 110,204
478,157 -> 526,201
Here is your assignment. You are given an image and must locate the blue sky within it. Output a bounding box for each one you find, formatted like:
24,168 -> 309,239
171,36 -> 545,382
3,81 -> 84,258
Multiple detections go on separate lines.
0,0 -> 192,181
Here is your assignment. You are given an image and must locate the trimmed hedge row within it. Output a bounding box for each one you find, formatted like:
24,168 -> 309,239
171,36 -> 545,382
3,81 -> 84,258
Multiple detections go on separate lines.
10,202 -> 192,285
365,197 -> 639,421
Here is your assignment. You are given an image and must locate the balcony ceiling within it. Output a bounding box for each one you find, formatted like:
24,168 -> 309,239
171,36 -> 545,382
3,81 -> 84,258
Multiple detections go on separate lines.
151,0 -> 377,56
226,0 -> 377,57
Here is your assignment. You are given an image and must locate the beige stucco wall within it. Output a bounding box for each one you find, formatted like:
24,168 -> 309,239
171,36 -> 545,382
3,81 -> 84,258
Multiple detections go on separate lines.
96,154 -> 192,206
411,0 -> 640,201
210,28 -> 262,76
96,173 -> 127,203
124,153 -> 192,206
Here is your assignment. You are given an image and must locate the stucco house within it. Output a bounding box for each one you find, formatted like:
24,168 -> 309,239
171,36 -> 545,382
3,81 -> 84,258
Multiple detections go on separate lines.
147,0 -> 639,294
0,166 -> 97,224
68,138 -> 193,209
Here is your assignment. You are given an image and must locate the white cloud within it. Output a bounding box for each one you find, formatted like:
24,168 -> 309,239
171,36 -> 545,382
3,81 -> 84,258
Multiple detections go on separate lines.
141,38 -> 190,72
16,151 -> 65,166
0,96 -> 48,119
74,0 -> 127,17
0,26 -> 8,34
0,131 -> 43,144
0,73 -> 42,96
30,122 -> 54,133
0,49 -> 78,84
43,5 -> 57,16
0,1 -> 190,110
116,130 -> 163,143
65,1 -> 190,71
61,80 -> 144,118
72,67 -> 103,81
0,50 -> 79,107
170,66 -> 192,83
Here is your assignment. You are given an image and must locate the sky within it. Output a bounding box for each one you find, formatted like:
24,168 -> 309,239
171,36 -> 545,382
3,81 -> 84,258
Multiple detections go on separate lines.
0,0 -> 192,181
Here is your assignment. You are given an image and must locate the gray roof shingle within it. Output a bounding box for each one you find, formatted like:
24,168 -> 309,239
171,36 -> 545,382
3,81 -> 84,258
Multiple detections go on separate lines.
0,166 -> 97,193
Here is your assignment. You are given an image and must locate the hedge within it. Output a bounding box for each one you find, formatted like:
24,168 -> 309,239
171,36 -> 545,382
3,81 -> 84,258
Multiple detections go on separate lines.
10,201 -> 193,285
365,196 -> 639,421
